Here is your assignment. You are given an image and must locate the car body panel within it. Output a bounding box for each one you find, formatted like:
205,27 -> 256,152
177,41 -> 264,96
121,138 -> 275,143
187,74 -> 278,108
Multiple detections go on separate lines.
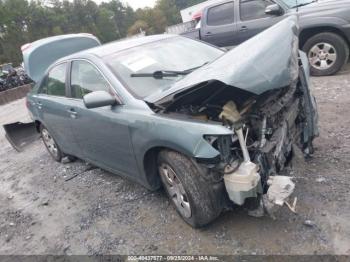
147,16 -> 299,105
233,0 -> 287,44
200,1 -> 238,46
28,86 -> 234,189
22,34 -> 101,83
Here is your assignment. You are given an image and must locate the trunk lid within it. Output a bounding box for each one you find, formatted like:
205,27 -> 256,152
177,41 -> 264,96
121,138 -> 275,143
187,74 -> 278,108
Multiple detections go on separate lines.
22,34 -> 101,83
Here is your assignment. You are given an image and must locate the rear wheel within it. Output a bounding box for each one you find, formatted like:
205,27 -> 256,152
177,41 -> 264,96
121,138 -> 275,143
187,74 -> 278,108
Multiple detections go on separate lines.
40,126 -> 63,162
302,32 -> 349,76
158,150 -> 224,227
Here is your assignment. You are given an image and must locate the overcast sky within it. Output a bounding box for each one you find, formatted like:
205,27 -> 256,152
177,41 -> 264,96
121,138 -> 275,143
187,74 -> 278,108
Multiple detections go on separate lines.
93,0 -> 156,9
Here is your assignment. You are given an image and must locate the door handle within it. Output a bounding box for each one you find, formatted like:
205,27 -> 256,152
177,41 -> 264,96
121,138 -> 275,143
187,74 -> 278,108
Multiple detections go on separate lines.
239,26 -> 248,32
67,109 -> 78,119
37,101 -> 42,109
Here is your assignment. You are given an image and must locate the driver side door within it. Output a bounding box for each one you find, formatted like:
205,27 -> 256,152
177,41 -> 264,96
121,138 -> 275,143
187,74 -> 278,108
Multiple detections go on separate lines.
236,0 -> 287,43
66,59 -> 139,178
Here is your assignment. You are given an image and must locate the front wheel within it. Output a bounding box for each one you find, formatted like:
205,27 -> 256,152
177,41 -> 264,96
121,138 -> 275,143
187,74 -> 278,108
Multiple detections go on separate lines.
302,32 -> 349,76
158,150 -> 224,227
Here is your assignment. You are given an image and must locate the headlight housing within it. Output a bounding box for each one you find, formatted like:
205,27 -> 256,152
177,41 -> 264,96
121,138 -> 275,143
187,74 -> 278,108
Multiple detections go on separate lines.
204,135 -> 232,164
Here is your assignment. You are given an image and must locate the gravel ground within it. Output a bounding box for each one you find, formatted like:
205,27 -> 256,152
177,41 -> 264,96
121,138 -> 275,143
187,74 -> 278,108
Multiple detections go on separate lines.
0,64 -> 349,255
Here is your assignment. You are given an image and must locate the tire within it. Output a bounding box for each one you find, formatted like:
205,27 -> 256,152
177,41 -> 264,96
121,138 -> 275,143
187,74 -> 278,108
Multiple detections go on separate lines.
158,150 -> 224,228
67,155 -> 77,162
40,125 -> 63,162
62,155 -> 77,163
302,32 -> 349,76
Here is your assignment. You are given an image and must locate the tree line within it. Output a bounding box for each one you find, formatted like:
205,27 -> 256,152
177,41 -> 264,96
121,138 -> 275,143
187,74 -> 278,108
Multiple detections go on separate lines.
0,0 -> 206,65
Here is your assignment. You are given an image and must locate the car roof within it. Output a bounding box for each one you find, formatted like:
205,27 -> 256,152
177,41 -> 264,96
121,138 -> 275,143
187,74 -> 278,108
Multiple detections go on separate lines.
61,34 -> 178,62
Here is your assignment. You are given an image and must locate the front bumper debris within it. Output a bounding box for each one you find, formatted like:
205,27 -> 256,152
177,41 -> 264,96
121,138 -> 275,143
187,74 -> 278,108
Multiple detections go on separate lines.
262,176 -> 296,218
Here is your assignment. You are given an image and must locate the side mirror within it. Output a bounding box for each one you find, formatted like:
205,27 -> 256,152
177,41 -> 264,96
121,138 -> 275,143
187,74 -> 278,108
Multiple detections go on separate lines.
265,4 -> 283,16
83,91 -> 117,109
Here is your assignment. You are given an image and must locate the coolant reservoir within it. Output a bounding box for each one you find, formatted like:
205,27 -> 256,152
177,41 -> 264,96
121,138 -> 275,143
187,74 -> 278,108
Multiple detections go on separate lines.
224,161 -> 261,205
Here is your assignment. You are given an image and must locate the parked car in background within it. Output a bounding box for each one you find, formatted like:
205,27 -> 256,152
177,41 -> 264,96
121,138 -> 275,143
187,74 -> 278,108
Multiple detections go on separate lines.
176,0 -> 350,76
21,17 -> 318,227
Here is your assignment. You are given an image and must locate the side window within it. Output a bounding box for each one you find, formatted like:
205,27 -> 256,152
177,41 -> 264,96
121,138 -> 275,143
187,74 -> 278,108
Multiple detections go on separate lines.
240,0 -> 274,21
41,63 -> 67,96
71,60 -> 110,99
207,2 -> 234,26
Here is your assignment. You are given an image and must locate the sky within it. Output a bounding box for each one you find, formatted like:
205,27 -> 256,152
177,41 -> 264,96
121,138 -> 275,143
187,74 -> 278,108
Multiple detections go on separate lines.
92,0 -> 156,10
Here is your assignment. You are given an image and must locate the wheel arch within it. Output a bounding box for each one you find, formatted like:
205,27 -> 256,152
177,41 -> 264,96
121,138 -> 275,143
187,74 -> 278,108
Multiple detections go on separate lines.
34,120 -> 66,155
142,145 -> 193,190
299,26 -> 350,49
34,120 -> 42,132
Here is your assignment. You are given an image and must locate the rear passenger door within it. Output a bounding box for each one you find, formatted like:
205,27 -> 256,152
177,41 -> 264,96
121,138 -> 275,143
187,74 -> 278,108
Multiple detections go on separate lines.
35,62 -> 77,155
236,0 -> 286,43
201,1 -> 238,47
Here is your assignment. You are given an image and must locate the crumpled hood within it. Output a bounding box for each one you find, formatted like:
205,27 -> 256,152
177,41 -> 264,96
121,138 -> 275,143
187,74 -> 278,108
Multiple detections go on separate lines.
146,16 -> 300,105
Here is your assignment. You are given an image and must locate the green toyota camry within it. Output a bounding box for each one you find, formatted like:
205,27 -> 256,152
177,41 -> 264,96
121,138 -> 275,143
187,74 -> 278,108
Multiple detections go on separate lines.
24,17 -> 318,227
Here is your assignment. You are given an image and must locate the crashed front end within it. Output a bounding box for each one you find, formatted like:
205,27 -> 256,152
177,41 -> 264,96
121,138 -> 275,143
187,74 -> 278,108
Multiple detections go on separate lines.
150,16 -> 319,214
208,66 -> 318,212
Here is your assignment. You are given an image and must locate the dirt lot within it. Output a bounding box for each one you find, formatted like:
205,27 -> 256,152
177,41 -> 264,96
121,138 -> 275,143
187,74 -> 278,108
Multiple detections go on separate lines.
0,65 -> 350,255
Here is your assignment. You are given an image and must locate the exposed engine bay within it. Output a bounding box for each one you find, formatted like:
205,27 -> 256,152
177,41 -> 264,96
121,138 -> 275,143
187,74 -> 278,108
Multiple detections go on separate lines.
152,63 -> 318,214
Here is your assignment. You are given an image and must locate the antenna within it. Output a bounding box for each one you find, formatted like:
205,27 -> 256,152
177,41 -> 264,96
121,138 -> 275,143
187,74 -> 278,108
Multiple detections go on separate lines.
296,0 -> 299,12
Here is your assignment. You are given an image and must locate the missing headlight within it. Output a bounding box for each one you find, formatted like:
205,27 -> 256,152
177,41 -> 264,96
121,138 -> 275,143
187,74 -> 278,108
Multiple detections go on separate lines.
204,135 -> 232,164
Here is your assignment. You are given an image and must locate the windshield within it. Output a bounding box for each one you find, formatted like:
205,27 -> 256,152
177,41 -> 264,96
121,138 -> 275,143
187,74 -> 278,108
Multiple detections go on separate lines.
104,37 -> 224,98
280,0 -> 315,8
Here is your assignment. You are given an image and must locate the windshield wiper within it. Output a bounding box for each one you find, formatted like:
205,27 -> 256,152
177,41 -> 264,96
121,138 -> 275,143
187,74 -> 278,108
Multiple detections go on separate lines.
130,62 -> 208,79
131,70 -> 188,79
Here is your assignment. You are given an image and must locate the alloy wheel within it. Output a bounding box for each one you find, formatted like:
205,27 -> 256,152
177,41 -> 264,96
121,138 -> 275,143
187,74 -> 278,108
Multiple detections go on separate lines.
159,163 -> 192,218
308,42 -> 337,71
41,128 -> 59,158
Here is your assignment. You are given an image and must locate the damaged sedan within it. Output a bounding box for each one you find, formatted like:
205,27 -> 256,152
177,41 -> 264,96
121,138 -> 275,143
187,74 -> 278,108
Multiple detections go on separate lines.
24,16 -> 318,227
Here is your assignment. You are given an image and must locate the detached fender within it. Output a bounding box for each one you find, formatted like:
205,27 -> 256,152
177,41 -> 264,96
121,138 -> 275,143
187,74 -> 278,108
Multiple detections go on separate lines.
299,50 -> 319,143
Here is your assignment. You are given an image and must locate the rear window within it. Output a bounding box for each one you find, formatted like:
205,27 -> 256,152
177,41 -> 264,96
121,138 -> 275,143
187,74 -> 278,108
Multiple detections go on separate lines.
207,2 -> 235,26
40,63 -> 67,97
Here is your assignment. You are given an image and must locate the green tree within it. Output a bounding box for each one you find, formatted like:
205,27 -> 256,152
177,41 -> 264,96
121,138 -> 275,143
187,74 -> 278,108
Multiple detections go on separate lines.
0,0 -> 30,65
128,20 -> 149,36
155,0 -> 181,26
0,0 -> 208,65
101,0 -> 135,38
96,7 -> 118,42
134,7 -> 167,34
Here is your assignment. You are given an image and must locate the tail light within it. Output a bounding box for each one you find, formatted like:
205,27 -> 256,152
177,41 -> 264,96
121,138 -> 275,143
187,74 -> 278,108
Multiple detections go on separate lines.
21,43 -> 31,52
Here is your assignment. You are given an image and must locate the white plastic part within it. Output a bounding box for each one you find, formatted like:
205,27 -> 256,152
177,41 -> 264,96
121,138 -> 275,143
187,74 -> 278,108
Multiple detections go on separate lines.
261,176 -> 296,219
236,128 -> 250,162
266,176 -> 295,206
224,161 -> 261,205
